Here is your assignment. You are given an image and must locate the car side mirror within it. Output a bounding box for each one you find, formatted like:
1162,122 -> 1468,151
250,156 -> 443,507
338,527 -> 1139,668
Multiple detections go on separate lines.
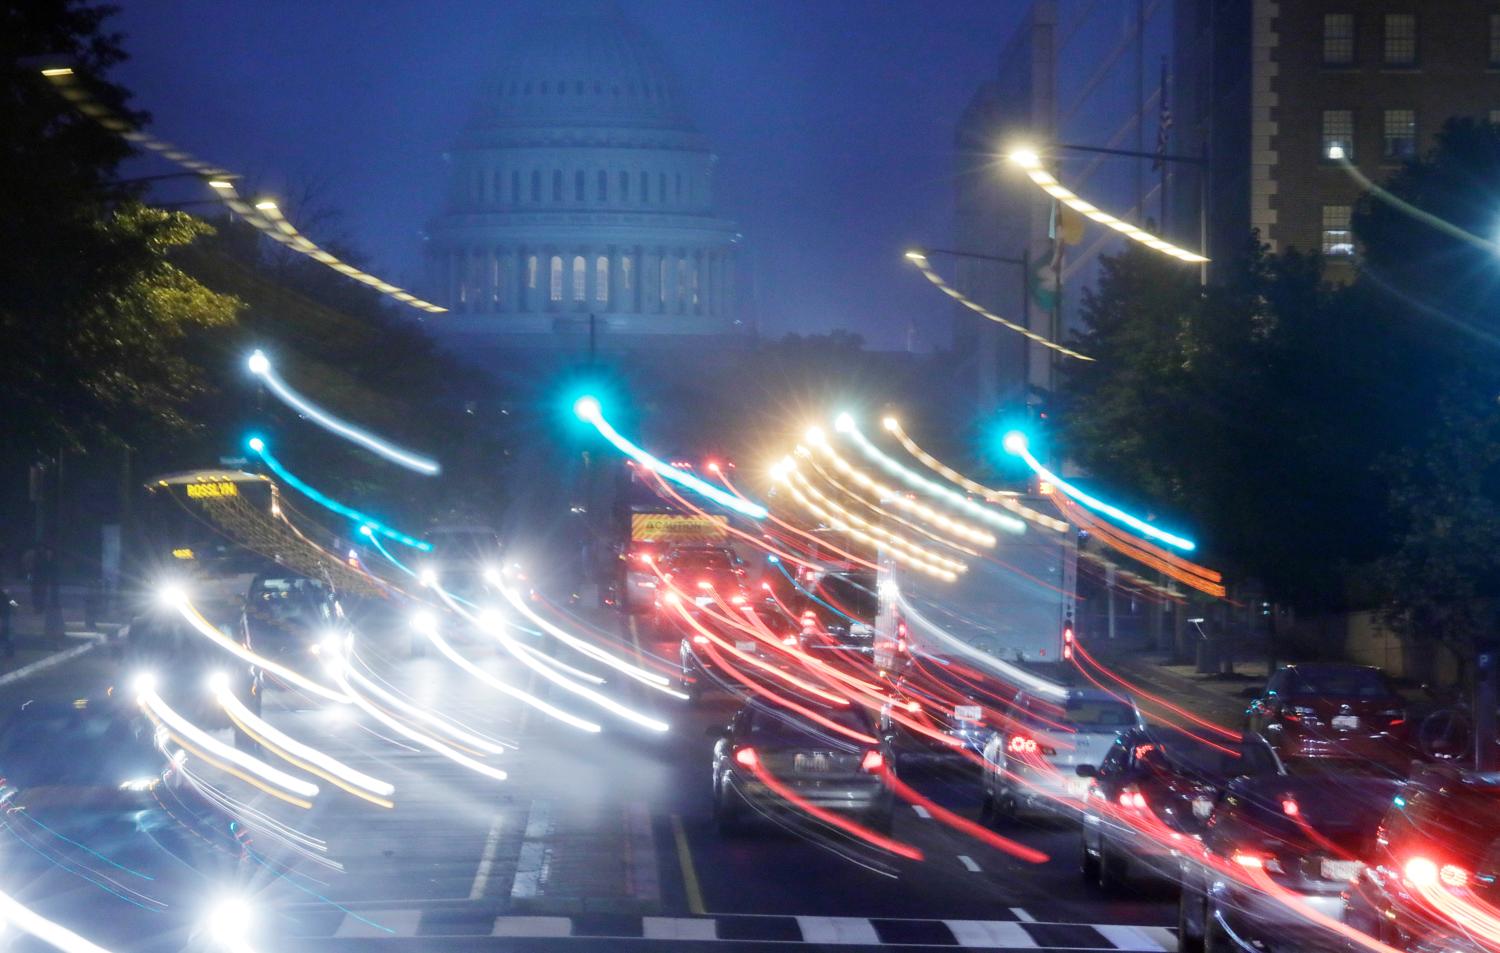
1075,764 -> 1098,778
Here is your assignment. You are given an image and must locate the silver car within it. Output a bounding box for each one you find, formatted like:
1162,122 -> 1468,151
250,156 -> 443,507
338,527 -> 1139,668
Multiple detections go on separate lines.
981,686 -> 1142,822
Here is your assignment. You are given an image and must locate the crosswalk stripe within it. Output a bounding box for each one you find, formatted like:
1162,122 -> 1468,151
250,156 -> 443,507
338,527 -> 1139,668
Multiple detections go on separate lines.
944,919 -> 1039,948
1094,924 -> 1177,952
795,916 -> 883,945
490,916 -> 571,937
644,917 -> 718,941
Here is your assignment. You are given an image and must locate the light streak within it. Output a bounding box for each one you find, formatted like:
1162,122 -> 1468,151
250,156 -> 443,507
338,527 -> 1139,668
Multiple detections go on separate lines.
573,397 -> 766,519
0,885 -> 121,953
903,250 -> 1095,361
246,353 -> 441,475
40,69 -> 446,313
1002,432 -> 1196,551
781,462 -> 968,573
1329,146 -> 1500,256
803,434 -> 999,545
319,641 -> 508,781
209,672 -> 396,807
715,468 -> 880,571
875,766 -> 1048,864
247,437 -> 432,551
881,417 -> 1070,533
896,595 -> 1068,700
740,758 -> 923,861
772,464 -> 959,582
799,451 -> 987,555
342,654 -> 510,755
1052,495 -> 1224,597
136,676 -> 319,807
1006,149 -> 1209,263
641,471 -> 821,570
411,612 -> 603,733
170,590 -> 348,704
832,416 -> 1027,535
207,898 -> 258,953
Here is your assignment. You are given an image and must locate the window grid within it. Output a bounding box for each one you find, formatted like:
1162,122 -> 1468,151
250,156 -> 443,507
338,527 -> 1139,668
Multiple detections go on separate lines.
1320,11 -> 1355,61
1383,14 -> 1416,66
572,256 -> 586,302
1322,206 -> 1354,256
549,256 -> 563,301
1383,109 -> 1416,161
1322,110 -> 1355,160
595,256 -> 609,302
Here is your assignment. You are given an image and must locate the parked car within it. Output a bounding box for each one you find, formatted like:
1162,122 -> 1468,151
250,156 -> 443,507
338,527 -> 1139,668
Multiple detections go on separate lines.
1178,740 -> 1402,953
1077,725 -> 1243,892
981,687 -> 1143,822
1343,762 -> 1500,953
1246,663 -> 1410,763
711,702 -> 893,834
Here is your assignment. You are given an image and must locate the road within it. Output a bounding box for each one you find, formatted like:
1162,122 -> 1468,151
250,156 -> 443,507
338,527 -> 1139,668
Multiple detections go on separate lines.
0,607 -> 1179,953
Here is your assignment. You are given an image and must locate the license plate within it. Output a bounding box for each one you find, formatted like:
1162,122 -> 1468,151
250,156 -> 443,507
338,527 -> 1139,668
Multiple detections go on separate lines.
735,641 -> 757,653
954,705 -> 982,722
1332,715 -> 1360,730
1321,859 -> 1361,882
1066,777 -> 1091,797
794,753 -> 833,773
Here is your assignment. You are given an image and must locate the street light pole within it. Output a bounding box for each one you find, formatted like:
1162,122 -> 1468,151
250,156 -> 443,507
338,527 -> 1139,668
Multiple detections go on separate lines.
913,246 -> 1035,406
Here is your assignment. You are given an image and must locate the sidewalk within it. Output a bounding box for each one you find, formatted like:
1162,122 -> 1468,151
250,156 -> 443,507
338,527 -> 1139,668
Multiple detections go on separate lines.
0,582 -> 127,680
1082,636 -> 1267,732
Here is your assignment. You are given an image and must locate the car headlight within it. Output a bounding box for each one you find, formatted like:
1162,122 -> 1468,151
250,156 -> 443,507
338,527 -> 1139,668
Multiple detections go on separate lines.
118,777 -> 159,792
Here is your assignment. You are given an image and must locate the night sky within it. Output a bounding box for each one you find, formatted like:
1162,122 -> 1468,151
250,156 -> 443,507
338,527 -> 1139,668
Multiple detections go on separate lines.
112,0 -> 1025,350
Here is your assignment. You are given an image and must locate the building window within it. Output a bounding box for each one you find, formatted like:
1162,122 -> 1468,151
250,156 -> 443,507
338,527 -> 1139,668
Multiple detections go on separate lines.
659,258 -> 669,304
619,170 -> 630,200
552,170 -> 563,202
511,170 -> 521,203
1490,14 -> 1500,66
595,256 -> 609,302
574,170 -> 585,201
659,173 -> 667,205
1322,14 -> 1354,65
572,255 -> 586,302
1322,109 -> 1354,160
1382,109 -> 1416,161
526,255 -> 538,289
621,256 -> 634,291
597,170 -> 608,201
549,255 -> 563,301
1383,13 -> 1416,66
1322,206 -> 1354,256
677,259 -> 689,305
531,170 -> 541,202
490,254 -> 501,305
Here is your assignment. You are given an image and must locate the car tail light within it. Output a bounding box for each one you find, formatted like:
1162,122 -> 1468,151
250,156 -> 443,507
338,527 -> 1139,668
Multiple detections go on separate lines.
1232,850 -> 1284,873
1008,735 -> 1040,755
692,635 -> 709,645
1441,864 -> 1470,888
782,635 -> 797,645
1285,705 -> 1319,722
861,750 -> 884,772
734,747 -> 758,768
1117,788 -> 1147,810
730,595 -> 747,606
1381,708 -> 1407,726
1281,798 -> 1300,817
697,580 -> 713,590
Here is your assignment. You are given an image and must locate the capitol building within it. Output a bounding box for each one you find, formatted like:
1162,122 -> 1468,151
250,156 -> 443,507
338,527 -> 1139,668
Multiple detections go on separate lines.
424,5 -> 743,348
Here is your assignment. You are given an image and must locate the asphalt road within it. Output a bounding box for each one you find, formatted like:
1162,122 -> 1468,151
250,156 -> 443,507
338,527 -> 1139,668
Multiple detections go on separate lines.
0,605 -> 1182,953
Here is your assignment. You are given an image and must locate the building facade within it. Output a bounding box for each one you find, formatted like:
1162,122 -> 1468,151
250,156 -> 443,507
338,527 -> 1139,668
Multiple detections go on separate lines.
424,6 -> 742,349
1171,0 -> 1500,278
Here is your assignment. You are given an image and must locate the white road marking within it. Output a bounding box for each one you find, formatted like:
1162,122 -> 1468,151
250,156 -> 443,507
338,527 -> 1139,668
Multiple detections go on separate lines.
467,814 -> 505,900
510,800 -> 553,899
334,909 -> 420,938
0,641 -> 98,687
1094,924 -> 1179,951
957,854 -> 981,872
910,805 -> 932,819
795,916 -> 881,945
490,916 -> 571,937
643,916 -> 718,940
944,919 -> 1037,947
1010,907 -> 1036,922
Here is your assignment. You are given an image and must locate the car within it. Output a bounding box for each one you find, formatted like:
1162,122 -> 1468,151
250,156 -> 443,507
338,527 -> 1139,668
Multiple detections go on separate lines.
711,702 -> 894,834
1178,741 -> 1403,953
1246,663 -> 1410,763
1076,725 -> 1244,893
0,697 -> 240,935
420,525 -> 504,601
658,545 -> 750,614
981,686 -> 1143,823
880,657 -> 996,774
1343,762 -> 1500,952
794,570 -> 878,659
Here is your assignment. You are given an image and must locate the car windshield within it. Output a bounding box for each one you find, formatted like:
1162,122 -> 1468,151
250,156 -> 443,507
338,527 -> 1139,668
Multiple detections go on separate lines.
816,574 -> 878,619
1288,667 -> 1393,697
0,710 -> 156,787
431,532 -> 500,559
747,706 -> 871,747
1140,733 -> 1241,779
1067,698 -> 1136,728
670,550 -> 733,572
250,577 -> 326,625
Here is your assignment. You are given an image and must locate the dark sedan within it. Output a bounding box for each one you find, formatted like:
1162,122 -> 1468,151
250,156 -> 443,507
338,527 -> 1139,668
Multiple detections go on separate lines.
1246,663 -> 1409,763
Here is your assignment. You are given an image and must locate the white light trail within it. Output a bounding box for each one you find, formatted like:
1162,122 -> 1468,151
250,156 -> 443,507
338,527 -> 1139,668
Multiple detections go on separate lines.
170,589 -> 348,704
895,597 -> 1069,701
248,350 -> 441,476
0,885 -> 120,953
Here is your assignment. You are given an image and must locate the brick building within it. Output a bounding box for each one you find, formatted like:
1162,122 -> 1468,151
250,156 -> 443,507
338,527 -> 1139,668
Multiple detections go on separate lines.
1169,0 -> 1500,280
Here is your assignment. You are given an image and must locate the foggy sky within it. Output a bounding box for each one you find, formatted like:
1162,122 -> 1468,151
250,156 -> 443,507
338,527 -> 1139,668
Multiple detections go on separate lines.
112,0 -> 1025,350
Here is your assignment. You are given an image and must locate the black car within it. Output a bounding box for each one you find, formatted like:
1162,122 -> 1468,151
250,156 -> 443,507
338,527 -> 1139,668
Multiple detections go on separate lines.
1076,725 -> 1243,892
711,702 -> 894,834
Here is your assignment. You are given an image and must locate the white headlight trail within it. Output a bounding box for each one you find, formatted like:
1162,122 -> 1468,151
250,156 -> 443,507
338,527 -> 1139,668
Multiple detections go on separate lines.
171,593 -> 348,704
247,349 -> 441,476
0,886 -> 121,953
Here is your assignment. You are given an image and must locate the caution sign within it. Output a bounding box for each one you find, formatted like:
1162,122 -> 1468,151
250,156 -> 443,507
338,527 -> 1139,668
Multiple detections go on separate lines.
631,513 -> 728,543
